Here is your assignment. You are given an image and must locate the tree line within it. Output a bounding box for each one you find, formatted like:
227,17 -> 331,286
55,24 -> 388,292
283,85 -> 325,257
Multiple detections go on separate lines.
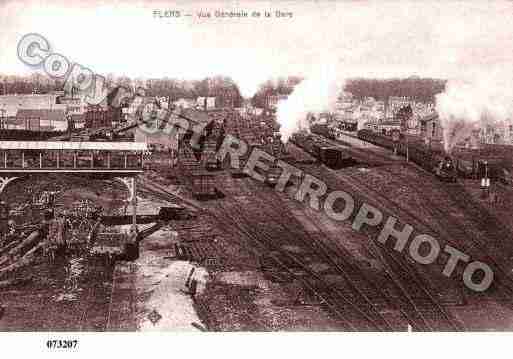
1,72 -> 447,106
344,77 -> 447,103
250,77 -> 303,108
0,73 -> 243,107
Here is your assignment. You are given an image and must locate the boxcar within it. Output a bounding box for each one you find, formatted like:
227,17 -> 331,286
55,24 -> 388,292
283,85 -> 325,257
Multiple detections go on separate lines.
202,140 -> 221,171
319,146 -> 346,169
191,173 -> 217,200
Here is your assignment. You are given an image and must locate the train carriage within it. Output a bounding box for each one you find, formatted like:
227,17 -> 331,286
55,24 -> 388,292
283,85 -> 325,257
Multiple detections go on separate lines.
357,130 -> 458,181
291,132 -> 352,169
319,146 -> 346,169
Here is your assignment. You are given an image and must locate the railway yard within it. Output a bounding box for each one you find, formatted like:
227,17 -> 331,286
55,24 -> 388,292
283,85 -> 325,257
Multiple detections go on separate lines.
1,111 -> 513,331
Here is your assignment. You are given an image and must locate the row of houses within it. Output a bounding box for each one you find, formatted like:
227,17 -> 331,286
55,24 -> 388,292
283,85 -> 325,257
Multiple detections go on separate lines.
362,109 -> 513,148
0,94 -> 68,131
362,108 -> 443,140
173,94 -> 238,111
0,93 -> 125,133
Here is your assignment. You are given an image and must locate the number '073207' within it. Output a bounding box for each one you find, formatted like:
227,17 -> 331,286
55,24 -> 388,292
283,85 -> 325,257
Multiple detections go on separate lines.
46,340 -> 78,349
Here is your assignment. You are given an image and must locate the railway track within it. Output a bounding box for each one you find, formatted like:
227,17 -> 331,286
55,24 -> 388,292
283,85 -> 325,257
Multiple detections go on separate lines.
365,238 -> 460,331
212,198 -> 389,331
140,159 -> 464,330
241,180 -> 414,329
326,134 -> 398,165
335,137 -> 513,259
310,144 -> 513,304
244,177 -> 461,331
378,166 -> 513,301
140,174 -> 393,330
288,143 -> 464,330
139,164 -> 463,330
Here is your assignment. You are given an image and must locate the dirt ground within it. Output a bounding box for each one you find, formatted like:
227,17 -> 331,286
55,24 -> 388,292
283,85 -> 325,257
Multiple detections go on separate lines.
2,152 -> 513,331
0,175 -> 127,331
123,173 -> 343,331
104,153 -> 513,332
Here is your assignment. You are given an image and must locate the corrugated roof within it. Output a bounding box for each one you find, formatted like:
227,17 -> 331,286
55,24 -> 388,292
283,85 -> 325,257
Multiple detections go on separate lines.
0,94 -> 58,107
16,108 -> 67,122
0,94 -> 61,118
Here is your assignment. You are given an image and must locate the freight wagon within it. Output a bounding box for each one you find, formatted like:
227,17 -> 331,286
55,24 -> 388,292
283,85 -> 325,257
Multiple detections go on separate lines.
202,140 -> 221,171
291,132 -> 352,169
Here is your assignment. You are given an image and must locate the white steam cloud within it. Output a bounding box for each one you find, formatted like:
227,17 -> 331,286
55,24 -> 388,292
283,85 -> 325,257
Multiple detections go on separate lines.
232,71 -> 269,99
276,64 -> 344,142
436,71 -> 513,152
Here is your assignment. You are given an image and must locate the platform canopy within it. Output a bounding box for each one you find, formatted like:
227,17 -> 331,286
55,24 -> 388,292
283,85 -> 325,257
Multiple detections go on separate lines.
0,141 -> 148,151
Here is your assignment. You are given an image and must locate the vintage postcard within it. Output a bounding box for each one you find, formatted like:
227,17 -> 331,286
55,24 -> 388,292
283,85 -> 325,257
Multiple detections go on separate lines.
0,0 -> 512,356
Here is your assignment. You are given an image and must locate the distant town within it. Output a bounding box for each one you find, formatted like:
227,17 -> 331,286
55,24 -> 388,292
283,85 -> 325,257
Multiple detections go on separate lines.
1,75 -> 511,149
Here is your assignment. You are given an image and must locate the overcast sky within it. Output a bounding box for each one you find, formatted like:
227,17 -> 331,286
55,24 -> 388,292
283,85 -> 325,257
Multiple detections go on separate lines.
1,0 -> 513,95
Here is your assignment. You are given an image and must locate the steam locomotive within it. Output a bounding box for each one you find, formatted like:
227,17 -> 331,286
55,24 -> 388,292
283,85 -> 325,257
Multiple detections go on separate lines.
435,156 -> 458,182
357,130 -> 457,182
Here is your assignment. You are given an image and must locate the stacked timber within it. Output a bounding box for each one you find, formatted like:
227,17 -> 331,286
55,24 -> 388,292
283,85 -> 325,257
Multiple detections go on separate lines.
178,146 -> 218,200
0,228 -> 43,282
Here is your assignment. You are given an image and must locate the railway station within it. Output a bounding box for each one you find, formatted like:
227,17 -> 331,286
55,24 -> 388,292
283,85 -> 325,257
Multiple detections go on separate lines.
1,98 -> 512,333
5,3 -> 513,359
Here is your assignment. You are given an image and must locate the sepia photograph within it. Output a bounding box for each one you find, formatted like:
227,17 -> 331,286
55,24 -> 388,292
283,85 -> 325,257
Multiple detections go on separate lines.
0,0 -> 513,356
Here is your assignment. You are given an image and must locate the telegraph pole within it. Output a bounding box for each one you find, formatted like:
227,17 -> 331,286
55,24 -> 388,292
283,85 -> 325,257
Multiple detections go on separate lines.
0,108 -> 5,130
